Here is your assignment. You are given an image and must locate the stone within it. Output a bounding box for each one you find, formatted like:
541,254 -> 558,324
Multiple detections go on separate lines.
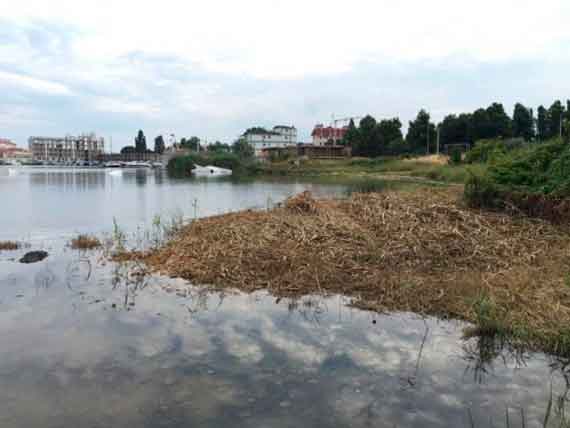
19,251 -> 48,264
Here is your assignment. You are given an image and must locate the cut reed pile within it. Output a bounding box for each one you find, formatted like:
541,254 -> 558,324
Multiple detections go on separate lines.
0,241 -> 21,251
124,188 -> 570,355
70,234 -> 102,250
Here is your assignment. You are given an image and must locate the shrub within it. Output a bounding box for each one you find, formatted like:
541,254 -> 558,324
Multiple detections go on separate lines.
70,235 -> 102,250
464,138 -> 525,164
449,148 -> 462,165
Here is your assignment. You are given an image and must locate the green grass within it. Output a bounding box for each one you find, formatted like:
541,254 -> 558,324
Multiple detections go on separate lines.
261,156 -> 483,184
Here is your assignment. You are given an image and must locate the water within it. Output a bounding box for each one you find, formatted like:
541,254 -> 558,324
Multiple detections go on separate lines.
0,167 -> 568,427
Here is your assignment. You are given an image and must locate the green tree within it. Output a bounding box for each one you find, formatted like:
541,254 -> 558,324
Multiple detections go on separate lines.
181,136 -> 201,151
135,130 -> 147,153
537,105 -> 548,141
354,115 -> 378,157
208,141 -> 231,153
440,113 -> 471,146
376,118 -> 404,155
547,100 -> 564,139
342,119 -> 360,147
406,109 -> 437,154
154,135 -> 166,154
486,102 -> 512,139
121,146 -> 136,154
512,103 -> 534,141
232,137 -> 254,159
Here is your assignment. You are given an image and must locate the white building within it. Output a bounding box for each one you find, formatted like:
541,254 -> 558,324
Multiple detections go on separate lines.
29,133 -> 105,162
244,126 -> 297,157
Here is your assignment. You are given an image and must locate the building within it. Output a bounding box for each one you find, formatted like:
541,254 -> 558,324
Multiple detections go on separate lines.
0,138 -> 31,160
28,133 -> 105,162
244,126 -> 297,157
311,124 -> 348,146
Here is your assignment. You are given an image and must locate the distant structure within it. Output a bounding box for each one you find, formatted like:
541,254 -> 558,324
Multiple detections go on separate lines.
311,124 -> 348,146
28,133 -> 105,162
0,138 -> 31,160
243,125 -> 297,157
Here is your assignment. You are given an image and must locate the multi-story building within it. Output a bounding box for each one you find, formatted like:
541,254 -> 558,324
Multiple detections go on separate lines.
244,126 -> 297,157
311,124 -> 348,146
28,133 -> 105,162
0,138 -> 31,160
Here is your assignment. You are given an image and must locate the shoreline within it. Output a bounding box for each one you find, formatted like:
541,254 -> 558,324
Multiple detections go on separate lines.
115,187 -> 570,357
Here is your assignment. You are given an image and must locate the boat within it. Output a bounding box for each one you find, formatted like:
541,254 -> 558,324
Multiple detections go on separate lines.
192,165 -> 232,176
103,161 -> 124,168
124,161 -> 152,168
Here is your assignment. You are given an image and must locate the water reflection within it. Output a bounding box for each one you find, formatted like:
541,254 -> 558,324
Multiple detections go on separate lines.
0,245 -> 567,427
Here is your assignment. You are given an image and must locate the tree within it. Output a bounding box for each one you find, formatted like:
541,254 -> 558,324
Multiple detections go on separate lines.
547,100 -> 564,139
208,141 -> 231,153
406,109 -> 437,154
342,119 -> 360,148
353,115 -> 378,157
135,130 -> 147,153
154,135 -> 166,154
181,136 -> 201,151
486,102 -> 512,139
469,108 -> 492,142
121,146 -> 136,154
537,105 -> 548,141
440,114 -> 471,146
232,137 -> 254,159
512,103 -> 534,141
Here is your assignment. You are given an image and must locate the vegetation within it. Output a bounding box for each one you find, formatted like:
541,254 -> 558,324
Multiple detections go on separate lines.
154,135 -> 166,154
464,139 -> 570,222
180,136 -> 201,151
0,241 -> 21,251
69,234 -> 102,250
135,129 -> 147,153
167,151 -> 260,177
118,188 -> 570,356
464,138 -> 526,164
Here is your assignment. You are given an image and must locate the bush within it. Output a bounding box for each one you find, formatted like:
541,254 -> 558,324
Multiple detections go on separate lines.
167,153 -> 261,177
449,148 -> 462,165
464,138 -> 525,164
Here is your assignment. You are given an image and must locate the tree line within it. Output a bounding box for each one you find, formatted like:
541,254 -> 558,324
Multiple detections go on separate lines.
120,131 -> 235,155
344,100 -> 570,157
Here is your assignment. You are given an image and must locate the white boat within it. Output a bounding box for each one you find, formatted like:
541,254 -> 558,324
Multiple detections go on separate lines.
124,161 -> 152,168
104,161 -> 123,168
192,165 -> 232,176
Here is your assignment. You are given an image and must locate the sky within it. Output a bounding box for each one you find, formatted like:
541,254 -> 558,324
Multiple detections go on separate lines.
1,0 -> 570,149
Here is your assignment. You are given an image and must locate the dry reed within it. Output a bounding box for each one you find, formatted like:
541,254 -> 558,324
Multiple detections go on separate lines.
70,234 -> 102,250
119,188 -> 570,355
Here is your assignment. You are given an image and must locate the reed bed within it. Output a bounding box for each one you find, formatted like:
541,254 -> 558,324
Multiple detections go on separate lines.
70,234 -> 102,250
0,241 -> 21,251
120,188 -> 570,355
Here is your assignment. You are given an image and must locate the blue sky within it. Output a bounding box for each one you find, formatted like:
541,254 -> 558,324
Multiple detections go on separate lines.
2,0 -> 570,149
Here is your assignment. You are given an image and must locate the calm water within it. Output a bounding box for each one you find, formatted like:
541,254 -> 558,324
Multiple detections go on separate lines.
0,167 -> 568,427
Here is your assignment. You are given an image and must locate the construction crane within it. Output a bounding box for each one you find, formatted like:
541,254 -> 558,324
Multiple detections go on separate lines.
330,115 -> 363,144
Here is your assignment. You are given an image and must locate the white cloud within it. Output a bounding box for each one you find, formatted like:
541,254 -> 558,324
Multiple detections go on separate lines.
6,0 -> 570,79
0,70 -> 72,95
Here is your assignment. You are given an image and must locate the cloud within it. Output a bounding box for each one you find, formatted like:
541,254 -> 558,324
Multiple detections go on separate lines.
0,70 -> 72,96
1,1 -> 570,147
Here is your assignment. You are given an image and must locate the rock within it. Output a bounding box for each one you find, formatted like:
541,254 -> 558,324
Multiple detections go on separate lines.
19,251 -> 48,264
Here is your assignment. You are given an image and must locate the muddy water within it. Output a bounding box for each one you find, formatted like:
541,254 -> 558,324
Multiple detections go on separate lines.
0,167 -> 568,427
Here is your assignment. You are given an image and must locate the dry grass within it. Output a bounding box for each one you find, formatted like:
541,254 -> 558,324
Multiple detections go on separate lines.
70,234 -> 102,250
402,154 -> 449,165
119,188 -> 570,355
0,241 -> 21,251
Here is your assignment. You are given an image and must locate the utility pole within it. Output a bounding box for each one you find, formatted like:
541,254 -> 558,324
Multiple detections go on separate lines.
426,120 -> 430,155
436,125 -> 440,155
